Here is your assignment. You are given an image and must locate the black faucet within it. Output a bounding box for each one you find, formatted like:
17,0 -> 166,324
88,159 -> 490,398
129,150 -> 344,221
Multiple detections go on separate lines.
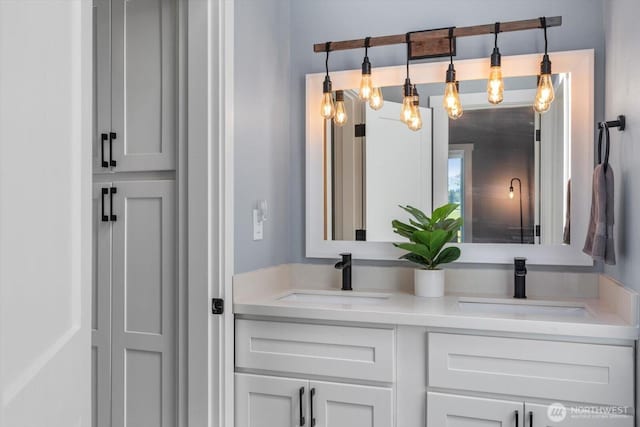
334,253 -> 352,291
514,257 -> 527,299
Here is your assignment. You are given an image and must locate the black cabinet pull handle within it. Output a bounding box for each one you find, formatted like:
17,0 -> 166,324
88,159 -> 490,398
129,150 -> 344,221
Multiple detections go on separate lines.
529,411 -> 533,427
101,133 -> 109,168
109,187 -> 117,221
310,388 -> 316,427
101,188 -> 109,222
299,387 -> 305,426
515,410 -> 519,427
109,132 -> 117,167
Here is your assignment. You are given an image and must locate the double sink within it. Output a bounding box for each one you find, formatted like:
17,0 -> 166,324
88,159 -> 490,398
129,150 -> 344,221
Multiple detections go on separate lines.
278,290 -> 589,318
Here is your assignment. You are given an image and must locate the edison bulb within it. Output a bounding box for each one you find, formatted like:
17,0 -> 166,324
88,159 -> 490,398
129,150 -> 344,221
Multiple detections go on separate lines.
320,92 -> 335,119
509,188 -> 515,199
400,95 -> 414,123
369,87 -> 384,110
487,66 -> 504,104
334,100 -> 348,126
443,82 -> 463,120
534,74 -> 555,113
408,104 -> 422,131
359,74 -> 373,101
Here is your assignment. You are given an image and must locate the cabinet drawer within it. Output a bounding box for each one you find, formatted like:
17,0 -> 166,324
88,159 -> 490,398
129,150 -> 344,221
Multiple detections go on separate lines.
236,319 -> 395,382
428,333 -> 633,407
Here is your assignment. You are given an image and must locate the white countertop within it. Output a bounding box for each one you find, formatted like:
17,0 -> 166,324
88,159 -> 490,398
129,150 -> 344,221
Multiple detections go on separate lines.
234,288 -> 640,341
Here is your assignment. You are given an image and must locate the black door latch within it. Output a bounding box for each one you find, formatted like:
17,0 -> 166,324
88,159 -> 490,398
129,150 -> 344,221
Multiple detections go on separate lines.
211,298 -> 224,315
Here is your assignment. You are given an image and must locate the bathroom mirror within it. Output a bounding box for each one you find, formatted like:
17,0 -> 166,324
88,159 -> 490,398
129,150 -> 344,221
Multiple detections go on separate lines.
306,50 -> 594,265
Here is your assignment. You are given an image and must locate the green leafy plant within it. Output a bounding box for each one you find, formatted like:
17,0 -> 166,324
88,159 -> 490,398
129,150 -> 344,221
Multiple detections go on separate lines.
391,203 -> 463,270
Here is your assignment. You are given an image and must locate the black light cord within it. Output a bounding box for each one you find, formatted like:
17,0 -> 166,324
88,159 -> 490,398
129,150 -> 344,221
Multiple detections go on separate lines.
405,33 -> 411,79
494,22 -> 500,49
324,42 -> 331,78
364,36 -> 370,58
540,17 -> 548,54
448,27 -> 454,65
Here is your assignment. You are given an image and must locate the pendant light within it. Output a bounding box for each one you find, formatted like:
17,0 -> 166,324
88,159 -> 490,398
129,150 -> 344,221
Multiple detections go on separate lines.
487,22 -> 504,104
359,37 -> 384,110
320,42 -> 335,119
534,17 -> 555,113
400,33 -> 414,123
408,85 -> 423,131
334,90 -> 348,126
443,28 -> 463,120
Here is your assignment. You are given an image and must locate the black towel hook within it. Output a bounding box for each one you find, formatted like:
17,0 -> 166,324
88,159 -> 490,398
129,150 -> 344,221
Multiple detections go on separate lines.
598,115 -> 626,131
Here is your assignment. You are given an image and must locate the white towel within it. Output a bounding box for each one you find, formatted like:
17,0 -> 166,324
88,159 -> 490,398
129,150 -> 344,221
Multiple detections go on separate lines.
583,164 -> 615,265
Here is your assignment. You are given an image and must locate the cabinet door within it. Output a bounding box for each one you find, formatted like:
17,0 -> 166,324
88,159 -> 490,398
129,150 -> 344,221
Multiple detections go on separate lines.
111,0 -> 177,171
427,392 -> 522,427
110,180 -> 177,427
526,402 -> 633,427
91,184 -> 112,427
310,381 -> 393,427
93,0 -> 111,172
235,373 -> 308,427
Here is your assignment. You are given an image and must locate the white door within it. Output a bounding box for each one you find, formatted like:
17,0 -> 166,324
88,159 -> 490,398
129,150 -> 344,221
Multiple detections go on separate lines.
365,101 -> 432,241
111,0 -> 177,172
525,402 -> 633,427
92,184 -> 113,427
311,381 -> 393,427
0,0 -> 92,426
427,392 -> 523,427
110,180 -> 177,427
235,373 -> 308,427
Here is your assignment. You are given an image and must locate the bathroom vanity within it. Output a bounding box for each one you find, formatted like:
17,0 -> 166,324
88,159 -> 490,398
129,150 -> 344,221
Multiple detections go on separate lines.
233,269 -> 638,427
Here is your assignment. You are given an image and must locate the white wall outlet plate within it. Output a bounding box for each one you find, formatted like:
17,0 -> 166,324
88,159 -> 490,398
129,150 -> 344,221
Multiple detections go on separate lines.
253,209 -> 263,240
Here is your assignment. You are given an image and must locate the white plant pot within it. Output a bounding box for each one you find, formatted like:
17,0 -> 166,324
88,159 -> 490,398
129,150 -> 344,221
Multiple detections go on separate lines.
414,269 -> 445,298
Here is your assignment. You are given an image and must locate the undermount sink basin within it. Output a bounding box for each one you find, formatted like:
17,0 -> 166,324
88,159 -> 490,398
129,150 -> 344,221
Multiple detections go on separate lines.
278,291 -> 390,306
458,297 -> 589,317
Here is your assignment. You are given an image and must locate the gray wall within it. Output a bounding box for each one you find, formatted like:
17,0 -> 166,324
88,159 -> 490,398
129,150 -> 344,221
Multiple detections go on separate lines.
234,0 -> 291,273
603,0 -> 640,291
289,0 -> 606,264
235,0 -> 607,272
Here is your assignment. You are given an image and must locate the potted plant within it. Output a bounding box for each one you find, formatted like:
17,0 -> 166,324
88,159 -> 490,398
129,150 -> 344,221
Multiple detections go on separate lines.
392,203 -> 462,297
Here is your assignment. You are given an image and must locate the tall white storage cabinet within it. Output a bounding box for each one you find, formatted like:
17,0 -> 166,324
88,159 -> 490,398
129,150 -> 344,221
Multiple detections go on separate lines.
92,0 -> 179,426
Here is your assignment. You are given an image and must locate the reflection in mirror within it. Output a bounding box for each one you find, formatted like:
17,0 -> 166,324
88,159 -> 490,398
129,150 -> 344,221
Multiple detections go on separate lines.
325,74 -> 570,245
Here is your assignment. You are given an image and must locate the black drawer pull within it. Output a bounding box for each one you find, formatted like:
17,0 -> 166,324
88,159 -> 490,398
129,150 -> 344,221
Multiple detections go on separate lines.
109,132 -> 117,167
101,133 -> 108,168
529,411 -> 533,427
101,188 -> 109,222
109,187 -> 117,221
299,387 -> 305,426
515,410 -> 519,427
310,388 -> 316,427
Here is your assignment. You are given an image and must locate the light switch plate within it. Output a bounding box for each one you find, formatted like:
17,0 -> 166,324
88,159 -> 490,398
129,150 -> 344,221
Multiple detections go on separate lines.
253,209 -> 263,240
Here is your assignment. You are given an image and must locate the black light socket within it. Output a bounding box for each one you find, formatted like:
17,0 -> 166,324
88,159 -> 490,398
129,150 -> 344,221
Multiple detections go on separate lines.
412,85 -> 420,106
403,78 -> 413,97
491,47 -> 502,67
335,90 -> 344,102
361,56 -> 372,75
446,63 -> 456,83
323,75 -> 332,94
540,54 -> 552,75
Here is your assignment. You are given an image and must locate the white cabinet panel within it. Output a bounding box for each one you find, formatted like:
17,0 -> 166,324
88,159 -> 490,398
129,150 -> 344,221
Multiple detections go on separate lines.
428,333 -> 634,406
111,0 -> 177,171
427,392 -> 523,427
311,381 -> 393,427
526,402 -> 633,427
93,0 -> 111,172
110,180 -> 176,427
235,373 -> 308,427
236,319 -> 395,382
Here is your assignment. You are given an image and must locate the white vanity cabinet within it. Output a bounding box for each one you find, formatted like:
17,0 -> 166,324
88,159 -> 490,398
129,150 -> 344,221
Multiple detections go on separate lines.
234,319 -> 395,427
427,333 -> 635,427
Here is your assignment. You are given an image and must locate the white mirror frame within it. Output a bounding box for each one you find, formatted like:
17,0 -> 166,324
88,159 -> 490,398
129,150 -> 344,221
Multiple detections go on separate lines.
306,49 -> 594,265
